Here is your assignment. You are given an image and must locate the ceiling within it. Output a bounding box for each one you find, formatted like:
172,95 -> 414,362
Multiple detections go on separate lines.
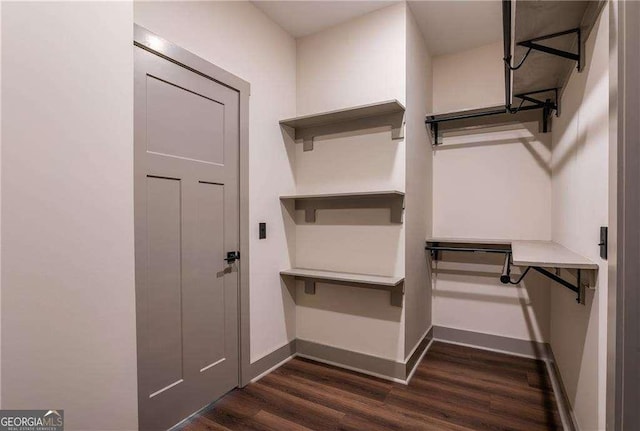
409,1 -> 502,56
253,0 -> 503,57
252,1 -> 399,39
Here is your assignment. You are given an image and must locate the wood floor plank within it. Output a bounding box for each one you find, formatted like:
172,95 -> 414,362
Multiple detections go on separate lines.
176,342 -> 563,431
242,382 -> 345,431
414,362 -> 558,406
408,370 -> 561,426
252,411 -> 314,431
178,415 -> 235,431
386,387 -> 553,431
262,370 -> 487,431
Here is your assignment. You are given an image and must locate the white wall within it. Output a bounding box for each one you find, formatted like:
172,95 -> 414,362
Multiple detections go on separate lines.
404,5 -> 433,358
294,3 -> 407,361
134,1 -> 298,363
431,42 -> 552,342
296,3 -> 406,116
432,41 -> 504,113
550,7 -> 609,430
1,3 -> 138,429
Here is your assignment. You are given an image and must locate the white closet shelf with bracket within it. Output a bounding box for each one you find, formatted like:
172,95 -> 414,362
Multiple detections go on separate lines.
280,268 -> 404,307
280,100 -> 405,151
281,190 -> 404,223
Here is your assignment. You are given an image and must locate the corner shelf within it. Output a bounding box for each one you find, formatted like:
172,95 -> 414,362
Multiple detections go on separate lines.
425,1 -> 606,145
280,190 -> 404,223
512,1 -> 605,104
280,268 -> 405,307
425,237 -> 598,304
280,100 -> 405,151
511,240 -> 597,270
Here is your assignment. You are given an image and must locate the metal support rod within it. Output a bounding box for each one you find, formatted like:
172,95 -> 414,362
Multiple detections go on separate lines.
425,104 -> 542,125
432,122 -> 438,145
425,245 -> 511,254
500,253 -> 512,284
502,0 -> 512,110
524,27 -> 581,43
514,87 -> 559,97
531,266 -> 582,303
518,40 -> 580,62
426,108 -> 507,124
542,99 -> 551,133
517,28 -> 581,67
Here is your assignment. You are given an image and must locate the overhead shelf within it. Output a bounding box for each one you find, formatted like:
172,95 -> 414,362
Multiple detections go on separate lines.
426,237 -> 598,304
425,0 -> 606,145
280,100 -> 405,151
512,0 -> 606,107
280,190 -> 405,223
280,268 -> 404,307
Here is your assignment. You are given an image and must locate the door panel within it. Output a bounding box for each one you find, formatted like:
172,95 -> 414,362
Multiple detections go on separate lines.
145,176 -> 184,397
135,43 -> 240,431
186,182 -> 227,373
146,76 -> 225,164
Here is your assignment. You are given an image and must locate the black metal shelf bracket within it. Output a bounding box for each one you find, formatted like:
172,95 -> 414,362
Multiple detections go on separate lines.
512,88 -> 559,133
513,88 -> 559,115
530,266 -> 584,304
517,28 -> 583,72
499,254 -> 585,304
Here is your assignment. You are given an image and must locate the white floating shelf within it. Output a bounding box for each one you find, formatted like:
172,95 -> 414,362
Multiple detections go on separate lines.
280,268 -> 404,307
426,237 -> 512,246
280,100 -> 405,151
281,191 -> 405,223
511,240 -> 598,270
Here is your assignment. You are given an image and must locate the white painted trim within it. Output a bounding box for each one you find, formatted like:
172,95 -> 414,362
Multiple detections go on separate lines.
294,353 -> 408,384
434,338 -> 543,361
250,354 -> 295,384
250,339 -> 295,365
296,338 -> 398,363
544,358 -> 578,431
403,325 -> 433,364
404,338 -> 434,385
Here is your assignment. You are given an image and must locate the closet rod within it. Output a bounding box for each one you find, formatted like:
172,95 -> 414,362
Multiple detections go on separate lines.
425,103 -> 542,125
425,245 -> 510,254
502,0 -> 513,110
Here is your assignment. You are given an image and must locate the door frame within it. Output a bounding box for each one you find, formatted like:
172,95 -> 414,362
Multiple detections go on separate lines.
608,1 -> 639,429
133,25 -> 252,388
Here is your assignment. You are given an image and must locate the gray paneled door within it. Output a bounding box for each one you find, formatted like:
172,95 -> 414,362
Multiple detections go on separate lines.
134,43 -> 240,431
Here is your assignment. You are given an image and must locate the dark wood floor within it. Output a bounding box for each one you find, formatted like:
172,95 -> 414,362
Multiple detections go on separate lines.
177,342 -> 563,431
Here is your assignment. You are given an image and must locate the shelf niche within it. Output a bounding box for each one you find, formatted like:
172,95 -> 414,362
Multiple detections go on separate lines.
280,100 -> 405,151
280,190 -> 405,223
280,268 -> 404,307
